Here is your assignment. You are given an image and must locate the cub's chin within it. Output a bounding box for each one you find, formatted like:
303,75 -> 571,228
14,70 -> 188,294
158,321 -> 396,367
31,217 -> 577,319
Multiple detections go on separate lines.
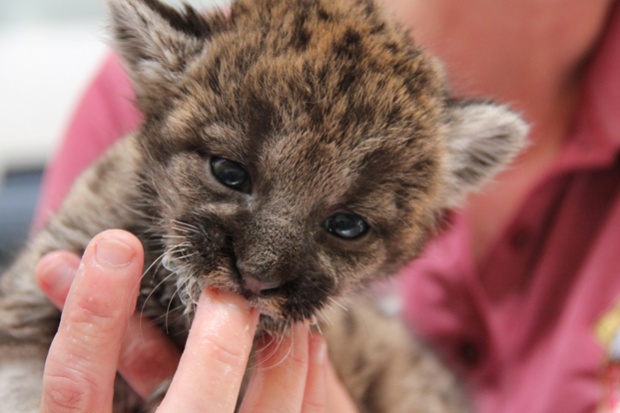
256,314 -> 295,336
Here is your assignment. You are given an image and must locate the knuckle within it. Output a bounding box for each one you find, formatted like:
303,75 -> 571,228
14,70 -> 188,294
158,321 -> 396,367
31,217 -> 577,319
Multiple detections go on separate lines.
289,350 -> 309,369
302,399 -> 327,413
201,333 -> 247,369
43,371 -> 94,413
64,297 -> 121,336
252,403 -> 296,413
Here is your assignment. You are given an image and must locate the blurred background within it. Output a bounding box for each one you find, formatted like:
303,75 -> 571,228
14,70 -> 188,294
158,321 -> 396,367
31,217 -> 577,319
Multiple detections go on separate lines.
0,0 -> 225,268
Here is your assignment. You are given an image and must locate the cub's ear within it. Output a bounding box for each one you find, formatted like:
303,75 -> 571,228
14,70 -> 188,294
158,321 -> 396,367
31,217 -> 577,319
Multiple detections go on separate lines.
440,99 -> 529,207
107,0 -> 228,112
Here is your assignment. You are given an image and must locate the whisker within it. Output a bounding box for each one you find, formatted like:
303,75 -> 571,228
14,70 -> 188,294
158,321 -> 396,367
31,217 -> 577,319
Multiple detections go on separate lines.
328,297 -> 349,312
161,234 -> 186,240
140,250 -> 169,283
164,288 -> 181,334
310,315 -> 324,336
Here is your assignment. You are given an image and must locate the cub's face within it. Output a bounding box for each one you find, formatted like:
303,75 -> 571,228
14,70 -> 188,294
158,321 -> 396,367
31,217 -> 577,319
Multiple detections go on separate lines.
110,0 -> 527,332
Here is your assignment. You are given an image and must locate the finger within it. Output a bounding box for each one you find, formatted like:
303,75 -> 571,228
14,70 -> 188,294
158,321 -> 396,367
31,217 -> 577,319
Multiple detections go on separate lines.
36,249 -> 181,398
301,334 -> 328,413
41,230 -> 144,413
157,289 -> 258,413
239,324 -> 310,413
325,362 -> 359,413
36,251 -> 81,309
118,315 -> 181,398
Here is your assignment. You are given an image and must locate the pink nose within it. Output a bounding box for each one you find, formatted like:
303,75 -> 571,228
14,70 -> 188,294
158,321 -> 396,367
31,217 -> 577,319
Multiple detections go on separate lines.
237,266 -> 282,296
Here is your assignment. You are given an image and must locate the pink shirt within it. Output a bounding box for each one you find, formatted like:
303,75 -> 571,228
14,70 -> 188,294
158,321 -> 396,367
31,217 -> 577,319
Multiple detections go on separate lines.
34,54 -> 142,229
36,6 -> 620,412
402,4 -> 620,413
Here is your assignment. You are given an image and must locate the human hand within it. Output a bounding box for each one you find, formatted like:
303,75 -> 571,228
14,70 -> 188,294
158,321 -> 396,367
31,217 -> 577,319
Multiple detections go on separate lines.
36,229 -> 358,412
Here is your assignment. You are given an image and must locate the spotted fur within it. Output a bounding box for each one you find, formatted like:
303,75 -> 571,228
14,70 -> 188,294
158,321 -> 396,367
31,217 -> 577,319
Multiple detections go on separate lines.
0,0 -> 527,411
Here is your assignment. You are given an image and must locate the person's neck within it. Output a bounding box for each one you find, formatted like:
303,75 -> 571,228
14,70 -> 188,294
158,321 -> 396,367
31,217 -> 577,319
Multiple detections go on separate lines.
379,0 -> 612,151
377,0 -> 614,262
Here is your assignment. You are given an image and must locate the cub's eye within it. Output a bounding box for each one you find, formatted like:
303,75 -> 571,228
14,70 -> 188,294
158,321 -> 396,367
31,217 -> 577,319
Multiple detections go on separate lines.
210,157 -> 251,192
323,212 -> 369,240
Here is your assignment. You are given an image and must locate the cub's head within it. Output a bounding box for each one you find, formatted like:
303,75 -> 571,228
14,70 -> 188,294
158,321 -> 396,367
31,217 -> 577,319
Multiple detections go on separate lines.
109,0 -> 527,332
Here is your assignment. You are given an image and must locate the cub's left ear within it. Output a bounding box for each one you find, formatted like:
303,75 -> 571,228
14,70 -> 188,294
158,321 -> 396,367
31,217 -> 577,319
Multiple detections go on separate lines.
107,0 -> 228,112
440,99 -> 529,207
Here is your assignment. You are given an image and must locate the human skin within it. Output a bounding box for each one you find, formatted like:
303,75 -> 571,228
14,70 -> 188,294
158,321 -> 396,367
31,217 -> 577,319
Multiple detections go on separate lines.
378,0 -> 617,262
36,230 -> 358,413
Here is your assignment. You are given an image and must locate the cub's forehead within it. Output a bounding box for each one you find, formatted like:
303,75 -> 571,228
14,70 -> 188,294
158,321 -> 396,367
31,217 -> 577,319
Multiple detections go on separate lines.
249,124 -> 444,229
190,117 -> 443,210
181,0 -> 448,140
166,69 -> 445,203
162,96 -> 444,227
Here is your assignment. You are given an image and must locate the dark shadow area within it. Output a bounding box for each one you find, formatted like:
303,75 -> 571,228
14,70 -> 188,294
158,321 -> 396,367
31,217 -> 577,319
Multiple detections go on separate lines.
0,168 -> 43,270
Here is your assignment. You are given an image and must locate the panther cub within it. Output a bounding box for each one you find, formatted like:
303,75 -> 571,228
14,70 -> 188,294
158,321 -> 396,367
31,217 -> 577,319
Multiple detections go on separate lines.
0,0 -> 527,411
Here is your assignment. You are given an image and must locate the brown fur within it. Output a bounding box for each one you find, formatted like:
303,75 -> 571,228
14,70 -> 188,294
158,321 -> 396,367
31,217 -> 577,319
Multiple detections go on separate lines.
0,0 -> 527,411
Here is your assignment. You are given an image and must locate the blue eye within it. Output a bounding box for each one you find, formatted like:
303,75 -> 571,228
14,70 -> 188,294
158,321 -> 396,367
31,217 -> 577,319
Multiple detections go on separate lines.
210,157 -> 251,192
323,212 -> 369,240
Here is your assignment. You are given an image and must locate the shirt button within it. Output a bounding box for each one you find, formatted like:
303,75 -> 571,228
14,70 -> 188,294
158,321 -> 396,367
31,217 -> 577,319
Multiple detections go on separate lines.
458,341 -> 481,367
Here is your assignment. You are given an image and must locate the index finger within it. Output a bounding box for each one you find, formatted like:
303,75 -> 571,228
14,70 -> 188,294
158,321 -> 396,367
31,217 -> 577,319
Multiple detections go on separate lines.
36,249 -> 182,399
156,289 -> 259,413
41,230 -> 144,413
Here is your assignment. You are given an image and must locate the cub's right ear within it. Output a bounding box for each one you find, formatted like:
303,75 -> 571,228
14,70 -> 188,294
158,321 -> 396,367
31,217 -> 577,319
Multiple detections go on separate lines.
107,0 -> 229,112
440,99 -> 529,207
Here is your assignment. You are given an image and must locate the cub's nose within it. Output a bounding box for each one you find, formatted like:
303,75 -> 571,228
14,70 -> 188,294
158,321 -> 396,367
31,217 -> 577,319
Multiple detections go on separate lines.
236,263 -> 283,296
243,274 -> 282,296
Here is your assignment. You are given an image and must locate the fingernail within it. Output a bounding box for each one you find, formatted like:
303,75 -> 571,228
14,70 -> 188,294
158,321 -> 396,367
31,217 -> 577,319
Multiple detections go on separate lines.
95,237 -> 135,268
310,334 -> 327,364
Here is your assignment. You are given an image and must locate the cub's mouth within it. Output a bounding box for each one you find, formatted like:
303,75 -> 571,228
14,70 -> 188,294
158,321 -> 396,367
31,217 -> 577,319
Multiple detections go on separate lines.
210,269 -> 330,335
161,219 -> 334,335
159,255 -> 318,334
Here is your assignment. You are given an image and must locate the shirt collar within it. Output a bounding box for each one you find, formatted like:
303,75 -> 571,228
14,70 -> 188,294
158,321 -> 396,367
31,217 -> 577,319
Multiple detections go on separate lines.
579,2 -> 620,153
552,3 -> 620,175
